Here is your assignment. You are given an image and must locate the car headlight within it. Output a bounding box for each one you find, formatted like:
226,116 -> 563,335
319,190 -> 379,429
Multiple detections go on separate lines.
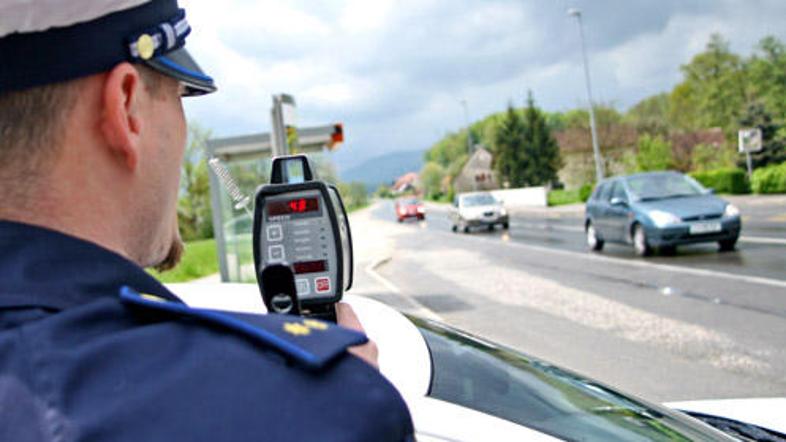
500,207 -> 507,216
648,210 -> 681,227
417,206 -> 425,213
724,204 -> 740,218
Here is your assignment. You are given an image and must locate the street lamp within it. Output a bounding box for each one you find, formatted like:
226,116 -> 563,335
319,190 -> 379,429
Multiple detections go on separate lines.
460,99 -> 473,155
568,8 -> 604,182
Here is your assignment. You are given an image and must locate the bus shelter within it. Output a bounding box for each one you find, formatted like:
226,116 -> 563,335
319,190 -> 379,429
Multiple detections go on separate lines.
207,123 -> 343,282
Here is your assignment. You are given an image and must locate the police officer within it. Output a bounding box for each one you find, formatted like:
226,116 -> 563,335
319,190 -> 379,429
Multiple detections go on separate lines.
0,1 -> 414,441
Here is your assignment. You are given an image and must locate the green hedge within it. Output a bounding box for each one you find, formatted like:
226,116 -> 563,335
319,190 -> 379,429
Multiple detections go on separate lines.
751,161 -> 786,194
690,168 -> 749,194
548,184 -> 594,207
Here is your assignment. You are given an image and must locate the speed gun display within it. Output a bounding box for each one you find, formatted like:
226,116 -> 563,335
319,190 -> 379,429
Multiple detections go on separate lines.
252,155 -> 353,321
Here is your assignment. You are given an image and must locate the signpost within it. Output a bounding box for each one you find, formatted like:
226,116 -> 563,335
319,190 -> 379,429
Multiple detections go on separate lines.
738,128 -> 763,177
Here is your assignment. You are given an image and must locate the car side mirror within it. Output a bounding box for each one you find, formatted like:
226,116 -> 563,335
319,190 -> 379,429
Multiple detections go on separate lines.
610,197 -> 627,207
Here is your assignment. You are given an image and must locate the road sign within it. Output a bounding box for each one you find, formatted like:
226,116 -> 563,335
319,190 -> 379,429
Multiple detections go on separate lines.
738,128 -> 763,153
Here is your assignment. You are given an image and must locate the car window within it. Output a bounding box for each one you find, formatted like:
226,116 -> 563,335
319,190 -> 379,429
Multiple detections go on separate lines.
625,173 -> 705,201
598,181 -> 613,202
611,182 -> 628,203
590,183 -> 606,201
461,193 -> 496,207
415,317 -> 725,442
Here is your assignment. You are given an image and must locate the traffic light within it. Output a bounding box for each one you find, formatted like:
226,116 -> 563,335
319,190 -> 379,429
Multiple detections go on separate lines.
328,123 -> 344,150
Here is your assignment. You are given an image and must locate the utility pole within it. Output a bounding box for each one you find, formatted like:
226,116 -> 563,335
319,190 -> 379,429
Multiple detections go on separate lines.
460,99 -> 473,155
568,8 -> 604,182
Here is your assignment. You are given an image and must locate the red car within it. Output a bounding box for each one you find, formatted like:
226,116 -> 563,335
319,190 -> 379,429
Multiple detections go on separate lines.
395,197 -> 425,222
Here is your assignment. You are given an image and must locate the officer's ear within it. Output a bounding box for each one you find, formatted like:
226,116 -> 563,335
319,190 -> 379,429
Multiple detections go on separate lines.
99,62 -> 144,172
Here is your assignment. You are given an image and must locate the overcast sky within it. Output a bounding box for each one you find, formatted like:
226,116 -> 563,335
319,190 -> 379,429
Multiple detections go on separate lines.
180,0 -> 786,172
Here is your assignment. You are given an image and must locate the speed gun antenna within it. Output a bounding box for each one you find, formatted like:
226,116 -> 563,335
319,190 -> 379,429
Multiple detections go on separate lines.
208,157 -> 252,217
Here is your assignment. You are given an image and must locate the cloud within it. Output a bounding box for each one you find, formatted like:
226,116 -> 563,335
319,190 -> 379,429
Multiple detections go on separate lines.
180,0 -> 786,172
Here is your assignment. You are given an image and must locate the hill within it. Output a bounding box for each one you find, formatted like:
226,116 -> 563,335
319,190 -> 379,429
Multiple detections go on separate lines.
340,149 -> 425,193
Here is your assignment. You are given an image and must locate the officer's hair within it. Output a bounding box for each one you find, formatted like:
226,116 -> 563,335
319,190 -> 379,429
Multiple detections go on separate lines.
0,80 -> 78,189
0,66 -> 165,191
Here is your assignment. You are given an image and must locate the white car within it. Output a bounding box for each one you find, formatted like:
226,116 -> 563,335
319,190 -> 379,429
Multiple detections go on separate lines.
171,283 -> 786,441
451,192 -> 509,233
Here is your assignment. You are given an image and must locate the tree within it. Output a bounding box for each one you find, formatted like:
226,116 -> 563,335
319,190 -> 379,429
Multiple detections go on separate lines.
673,34 -> 749,132
493,93 -> 562,187
420,161 -> 446,199
747,36 -> 786,124
520,92 -> 562,185
626,93 -> 671,136
635,134 -> 674,172
178,123 -> 214,241
493,103 -> 527,187
337,182 -> 368,211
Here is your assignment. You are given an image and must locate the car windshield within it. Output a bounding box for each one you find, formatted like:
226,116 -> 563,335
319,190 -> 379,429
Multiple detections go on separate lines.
462,194 -> 497,207
625,174 -> 705,201
414,317 -> 729,441
401,198 -> 420,205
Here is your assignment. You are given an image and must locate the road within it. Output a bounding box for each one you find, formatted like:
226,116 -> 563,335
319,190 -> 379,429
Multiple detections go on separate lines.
348,197 -> 786,403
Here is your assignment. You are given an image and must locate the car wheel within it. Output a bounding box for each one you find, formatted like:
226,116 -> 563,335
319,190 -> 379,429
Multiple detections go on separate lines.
463,223 -> 471,233
487,225 -> 494,231
633,224 -> 652,257
397,218 -> 403,223
719,237 -> 738,252
451,224 -> 458,233
586,222 -> 604,251
502,222 -> 509,230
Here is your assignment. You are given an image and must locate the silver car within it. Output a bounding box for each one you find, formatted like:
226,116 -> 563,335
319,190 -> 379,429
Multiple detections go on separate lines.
451,192 -> 509,233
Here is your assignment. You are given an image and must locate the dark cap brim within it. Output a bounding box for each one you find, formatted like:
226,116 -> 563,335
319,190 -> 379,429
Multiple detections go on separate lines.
145,47 -> 216,96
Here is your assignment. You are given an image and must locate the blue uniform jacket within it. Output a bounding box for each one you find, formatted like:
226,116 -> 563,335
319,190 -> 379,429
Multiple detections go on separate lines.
0,221 -> 414,441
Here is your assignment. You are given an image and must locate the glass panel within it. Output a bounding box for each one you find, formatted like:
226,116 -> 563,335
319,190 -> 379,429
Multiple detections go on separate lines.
216,157 -> 271,283
414,317 -> 727,442
626,173 -> 705,201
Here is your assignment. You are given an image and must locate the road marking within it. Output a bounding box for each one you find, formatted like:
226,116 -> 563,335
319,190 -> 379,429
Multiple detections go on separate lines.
514,221 -> 583,233
431,228 -> 786,290
767,213 -> 786,222
364,257 -> 443,321
512,222 -> 786,245
740,236 -> 786,245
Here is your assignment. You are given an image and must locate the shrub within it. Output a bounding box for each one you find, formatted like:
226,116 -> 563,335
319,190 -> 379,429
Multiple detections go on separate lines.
691,143 -> 736,172
635,134 -> 674,172
690,168 -> 749,194
751,161 -> 786,194
579,183 -> 594,202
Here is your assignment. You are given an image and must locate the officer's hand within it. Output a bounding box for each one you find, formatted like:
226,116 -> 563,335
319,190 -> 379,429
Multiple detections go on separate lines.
336,303 -> 379,369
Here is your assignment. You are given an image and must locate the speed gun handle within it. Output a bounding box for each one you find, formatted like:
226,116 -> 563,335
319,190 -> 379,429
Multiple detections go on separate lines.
259,265 -> 300,316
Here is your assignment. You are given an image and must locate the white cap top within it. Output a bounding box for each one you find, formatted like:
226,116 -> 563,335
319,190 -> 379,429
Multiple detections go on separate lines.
0,0 -> 149,38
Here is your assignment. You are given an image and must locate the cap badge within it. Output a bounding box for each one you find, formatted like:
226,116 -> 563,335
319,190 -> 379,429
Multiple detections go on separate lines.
137,34 -> 155,60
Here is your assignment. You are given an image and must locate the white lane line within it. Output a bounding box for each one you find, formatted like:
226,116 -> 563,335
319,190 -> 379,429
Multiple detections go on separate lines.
431,228 -> 786,290
364,257 -> 443,321
514,222 -> 583,233
512,223 -> 786,245
740,236 -> 786,245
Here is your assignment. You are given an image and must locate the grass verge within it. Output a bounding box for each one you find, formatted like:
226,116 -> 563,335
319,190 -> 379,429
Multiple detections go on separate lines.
148,238 -> 219,283
547,189 -> 582,206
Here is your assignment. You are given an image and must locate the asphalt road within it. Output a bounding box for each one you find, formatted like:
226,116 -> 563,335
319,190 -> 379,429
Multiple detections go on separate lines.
353,198 -> 786,403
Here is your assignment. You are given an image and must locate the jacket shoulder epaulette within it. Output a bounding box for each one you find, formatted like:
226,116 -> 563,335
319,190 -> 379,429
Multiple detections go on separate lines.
119,286 -> 367,370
